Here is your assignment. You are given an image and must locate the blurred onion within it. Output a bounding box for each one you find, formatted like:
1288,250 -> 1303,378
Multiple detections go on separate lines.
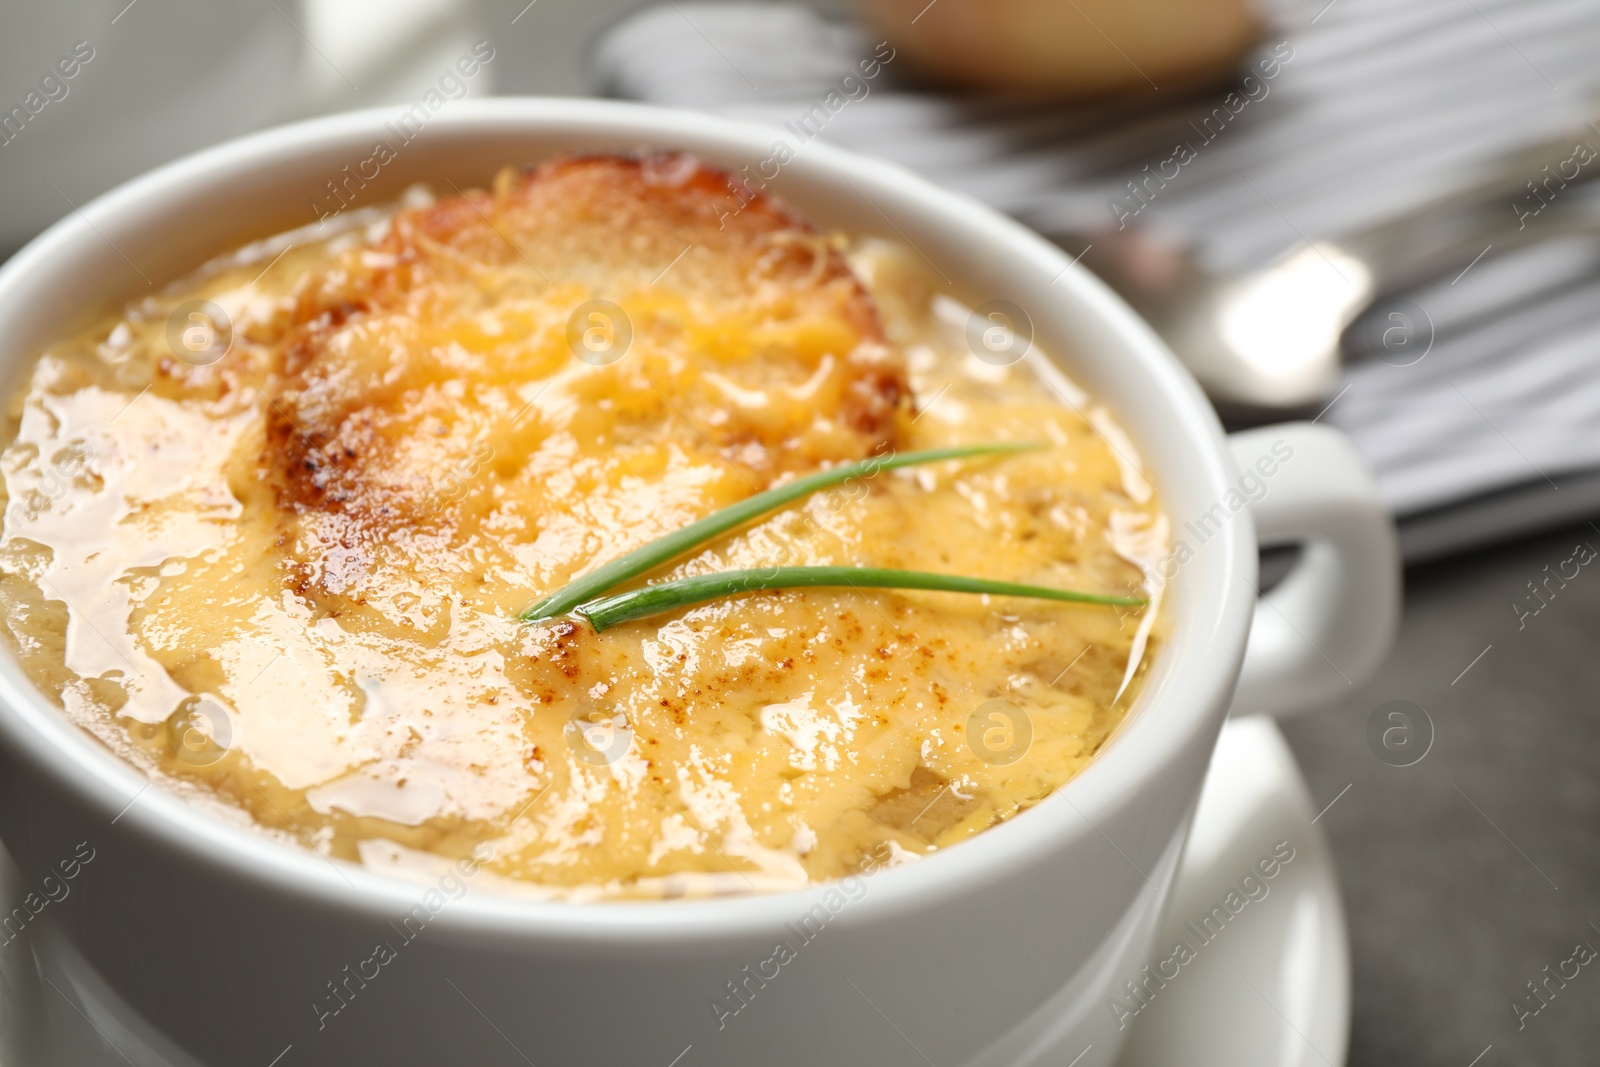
853,0 -> 1262,96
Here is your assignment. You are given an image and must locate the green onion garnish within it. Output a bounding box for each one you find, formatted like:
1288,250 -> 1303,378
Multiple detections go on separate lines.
575,566 -> 1145,632
518,442 -> 1041,622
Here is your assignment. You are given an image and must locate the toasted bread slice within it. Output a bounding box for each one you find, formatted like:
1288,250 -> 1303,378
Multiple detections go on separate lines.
263,153 -> 911,602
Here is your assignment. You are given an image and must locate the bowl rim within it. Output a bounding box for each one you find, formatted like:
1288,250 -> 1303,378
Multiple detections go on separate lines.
0,97 -> 1253,948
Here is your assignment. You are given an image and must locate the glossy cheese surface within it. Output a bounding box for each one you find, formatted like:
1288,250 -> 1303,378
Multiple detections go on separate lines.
0,156 -> 1167,898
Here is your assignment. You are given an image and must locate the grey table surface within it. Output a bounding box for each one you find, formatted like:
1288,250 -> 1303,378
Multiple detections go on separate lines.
1280,519 -> 1600,1067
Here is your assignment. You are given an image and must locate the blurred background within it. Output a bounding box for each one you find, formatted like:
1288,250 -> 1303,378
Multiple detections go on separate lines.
4,0 -> 1599,1063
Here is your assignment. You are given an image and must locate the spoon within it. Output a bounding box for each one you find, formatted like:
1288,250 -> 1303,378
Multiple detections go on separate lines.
1062,125 -> 1600,414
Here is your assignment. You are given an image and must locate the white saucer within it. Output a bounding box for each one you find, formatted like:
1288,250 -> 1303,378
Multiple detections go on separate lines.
1,716 -> 1348,1067
1116,715 -> 1351,1067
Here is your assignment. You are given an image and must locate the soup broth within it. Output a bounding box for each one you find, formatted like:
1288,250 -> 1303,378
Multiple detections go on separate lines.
0,156 -> 1167,899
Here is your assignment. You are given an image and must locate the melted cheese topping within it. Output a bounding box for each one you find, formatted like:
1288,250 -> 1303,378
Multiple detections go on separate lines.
0,160 -> 1166,899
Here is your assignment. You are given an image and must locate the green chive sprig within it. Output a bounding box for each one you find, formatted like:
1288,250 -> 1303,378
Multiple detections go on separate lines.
576,566 -> 1145,633
519,442 -> 1041,622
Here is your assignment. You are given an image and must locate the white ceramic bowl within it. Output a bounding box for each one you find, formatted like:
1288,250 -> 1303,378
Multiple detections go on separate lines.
0,99 -> 1397,1067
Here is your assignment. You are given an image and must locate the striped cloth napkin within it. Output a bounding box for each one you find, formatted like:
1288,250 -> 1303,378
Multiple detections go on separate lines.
594,0 -> 1600,561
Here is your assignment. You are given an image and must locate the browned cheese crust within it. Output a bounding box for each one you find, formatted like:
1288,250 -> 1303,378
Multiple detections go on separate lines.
245,154 -> 911,609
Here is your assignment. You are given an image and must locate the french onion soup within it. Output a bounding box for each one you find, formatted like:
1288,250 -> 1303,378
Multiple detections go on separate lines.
0,154 -> 1167,899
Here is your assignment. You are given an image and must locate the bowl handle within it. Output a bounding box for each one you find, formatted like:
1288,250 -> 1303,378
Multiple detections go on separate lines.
1226,423 -> 1399,716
